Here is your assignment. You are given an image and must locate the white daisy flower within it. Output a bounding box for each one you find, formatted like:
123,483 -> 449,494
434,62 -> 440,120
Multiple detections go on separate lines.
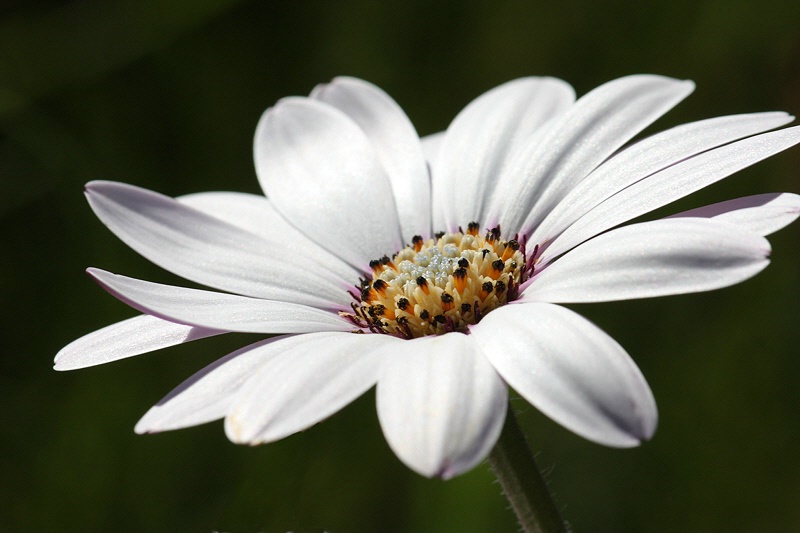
56,75 -> 800,479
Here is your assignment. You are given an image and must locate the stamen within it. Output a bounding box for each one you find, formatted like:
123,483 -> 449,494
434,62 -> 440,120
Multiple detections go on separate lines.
495,280 -> 506,294
453,267 -> 468,293
441,292 -> 454,311
372,279 -> 388,297
416,276 -> 430,295
344,223 -> 530,338
489,259 -> 505,280
380,255 -> 396,271
502,240 -> 520,261
481,281 -> 493,299
361,286 -> 376,302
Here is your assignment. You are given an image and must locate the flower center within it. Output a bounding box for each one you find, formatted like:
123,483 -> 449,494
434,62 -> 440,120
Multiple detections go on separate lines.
341,223 -> 536,338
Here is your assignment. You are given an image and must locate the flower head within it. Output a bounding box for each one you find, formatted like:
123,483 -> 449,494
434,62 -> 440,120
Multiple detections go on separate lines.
56,75 -> 800,478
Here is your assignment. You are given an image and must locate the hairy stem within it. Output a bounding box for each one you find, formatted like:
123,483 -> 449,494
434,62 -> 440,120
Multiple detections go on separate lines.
488,405 -> 568,533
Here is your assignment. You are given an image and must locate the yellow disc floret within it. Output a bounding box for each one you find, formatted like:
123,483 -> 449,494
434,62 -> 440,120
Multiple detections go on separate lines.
342,223 -> 534,338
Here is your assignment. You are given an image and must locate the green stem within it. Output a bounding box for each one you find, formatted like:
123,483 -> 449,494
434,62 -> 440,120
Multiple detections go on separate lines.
488,404 -> 568,533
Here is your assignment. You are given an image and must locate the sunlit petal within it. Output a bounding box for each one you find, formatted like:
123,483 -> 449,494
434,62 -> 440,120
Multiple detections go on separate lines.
311,77 -> 431,241
55,314 -> 224,371
669,192 -> 800,236
226,332 -> 399,443
471,303 -> 656,446
524,218 -> 770,303
88,268 -> 352,333
255,97 -> 402,267
376,333 -> 507,478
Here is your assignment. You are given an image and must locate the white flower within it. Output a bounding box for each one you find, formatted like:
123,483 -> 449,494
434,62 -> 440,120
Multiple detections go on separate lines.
56,75 -> 800,479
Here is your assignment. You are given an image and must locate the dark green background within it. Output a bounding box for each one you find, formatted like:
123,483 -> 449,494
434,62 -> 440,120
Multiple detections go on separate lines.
2,1 -> 799,531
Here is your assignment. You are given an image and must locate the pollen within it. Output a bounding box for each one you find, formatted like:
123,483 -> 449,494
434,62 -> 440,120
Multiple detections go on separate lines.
342,223 -> 531,338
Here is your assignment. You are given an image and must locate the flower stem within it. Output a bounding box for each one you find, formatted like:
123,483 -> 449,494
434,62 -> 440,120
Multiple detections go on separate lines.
488,404 -> 568,533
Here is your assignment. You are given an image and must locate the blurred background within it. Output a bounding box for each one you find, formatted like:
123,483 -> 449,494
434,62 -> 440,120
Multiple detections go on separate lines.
2,0 -> 799,531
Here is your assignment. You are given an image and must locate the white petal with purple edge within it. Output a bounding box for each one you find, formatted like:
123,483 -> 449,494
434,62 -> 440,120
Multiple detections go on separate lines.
432,77 -> 575,231
523,218 -> 770,304
89,268 -> 353,333
532,112 -> 795,245
85,181 -> 349,308
225,331 -> 399,443
490,75 -> 694,235
178,191 -> 358,283
311,77 -> 432,242
136,336 -> 290,433
469,302 -> 656,447
254,97 -> 402,268
54,314 -> 224,371
669,192 -> 800,236
376,333 -> 507,479
545,125 -> 800,261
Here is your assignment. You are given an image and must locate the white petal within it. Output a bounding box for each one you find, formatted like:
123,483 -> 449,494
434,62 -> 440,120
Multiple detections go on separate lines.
178,191 -> 358,283
254,97 -> 402,267
523,218 -> 771,303
136,336 -> 290,433
420,131 -> 445,168
490,75 -> 695,235
225,332 -> 399,443
421,131 -> 447,231
88,268 -> 353,333
432,77 -> 575,231
311,77 -> 431,242
86,181 -> 349,308
545,125 -> 800,261
54,315 -> 224,371
471,303 -> 656,446
669,192 -> 800,236
532,112 -> 795,245
376,333 -> 507,479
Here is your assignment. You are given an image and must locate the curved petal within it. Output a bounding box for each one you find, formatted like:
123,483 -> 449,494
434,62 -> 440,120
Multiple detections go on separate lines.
420,131 -> 445,168
489,75 -> 695,235
532,112 -> 795,246
431,77 -> 575,231
178,191 -> 358,283
254,97 -> 402,268
470,303 -> 656,447
86,181 -> 350,308
522,218 -> 771,303
544,125 -> 800,261
54,315 -> 224,371
376,332 -> 507,479
669,192 -> 800,236
311,77 -> 431,242
225,332 -> 400,443
136,336 -> 289,433
88,268 -> 353,334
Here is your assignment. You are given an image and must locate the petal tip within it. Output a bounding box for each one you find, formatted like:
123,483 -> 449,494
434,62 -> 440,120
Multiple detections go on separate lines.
436,461 -> 465,480
224,413 -> 254,444
53,346 -> 82,371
